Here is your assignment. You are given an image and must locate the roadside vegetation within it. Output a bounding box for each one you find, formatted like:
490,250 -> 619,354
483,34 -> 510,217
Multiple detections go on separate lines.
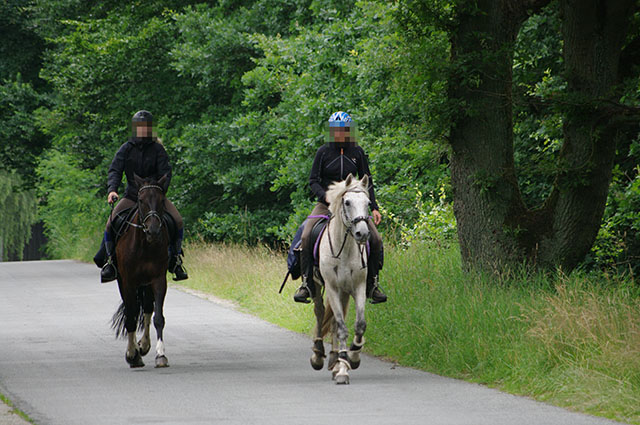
178,241 -> 640,425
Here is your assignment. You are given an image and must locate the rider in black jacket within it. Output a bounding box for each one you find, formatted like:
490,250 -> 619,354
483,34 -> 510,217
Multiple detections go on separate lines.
95,110 -> 188,282
293,111 -> 387,304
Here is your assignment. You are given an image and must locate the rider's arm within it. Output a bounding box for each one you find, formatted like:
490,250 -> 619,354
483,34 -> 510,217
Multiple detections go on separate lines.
358,148 -> 379,211
107,143 -> 127,196
309,147 -> 327,204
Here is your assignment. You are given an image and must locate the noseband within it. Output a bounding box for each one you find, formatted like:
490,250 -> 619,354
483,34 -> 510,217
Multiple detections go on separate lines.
128,184 -> 164,234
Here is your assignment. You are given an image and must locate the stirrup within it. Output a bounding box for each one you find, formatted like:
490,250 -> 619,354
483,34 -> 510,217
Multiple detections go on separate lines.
100,261 -> 117,283
293,283 -> 311,304
368,276 -> 387,304
170,255 -> 188,281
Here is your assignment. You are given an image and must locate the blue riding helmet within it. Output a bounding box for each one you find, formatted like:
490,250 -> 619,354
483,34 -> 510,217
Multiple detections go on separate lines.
328,111 -> 353,127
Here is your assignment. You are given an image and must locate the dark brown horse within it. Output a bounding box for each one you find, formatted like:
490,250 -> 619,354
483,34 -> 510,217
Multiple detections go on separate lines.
111,174 -> 170,368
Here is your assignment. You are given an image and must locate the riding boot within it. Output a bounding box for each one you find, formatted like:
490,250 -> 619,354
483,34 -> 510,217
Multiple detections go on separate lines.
366,244 -> 387,304
366,274 -> 387,304
93,238 -> 107,268
169,229 -> 188,281
293,245 -> 315,303
100,232 -> 118,283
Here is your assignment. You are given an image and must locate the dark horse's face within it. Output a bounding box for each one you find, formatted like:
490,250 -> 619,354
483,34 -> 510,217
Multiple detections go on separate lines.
134,174 -> 168,244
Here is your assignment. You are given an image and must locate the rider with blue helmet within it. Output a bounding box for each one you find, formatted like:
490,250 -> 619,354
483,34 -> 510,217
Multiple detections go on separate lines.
294,111 -> 387,304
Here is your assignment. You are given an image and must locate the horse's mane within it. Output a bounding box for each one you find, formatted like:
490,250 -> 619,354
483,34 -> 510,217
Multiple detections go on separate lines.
325,176 -> 369,217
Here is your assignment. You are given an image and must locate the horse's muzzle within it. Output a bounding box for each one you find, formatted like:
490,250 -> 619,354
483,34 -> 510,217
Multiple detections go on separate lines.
145,228 -> 163,243
353,226 -> 370,245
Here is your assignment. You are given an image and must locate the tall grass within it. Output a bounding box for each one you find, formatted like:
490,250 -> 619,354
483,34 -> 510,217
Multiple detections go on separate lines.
180,241 -> 640,424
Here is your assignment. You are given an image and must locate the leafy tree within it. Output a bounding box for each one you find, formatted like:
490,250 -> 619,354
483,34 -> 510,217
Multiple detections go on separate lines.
0,171 -> 37,261
402,0 -> 640,273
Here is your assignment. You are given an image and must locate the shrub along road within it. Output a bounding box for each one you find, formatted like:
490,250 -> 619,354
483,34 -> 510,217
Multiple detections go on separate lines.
0,260 -> 624,425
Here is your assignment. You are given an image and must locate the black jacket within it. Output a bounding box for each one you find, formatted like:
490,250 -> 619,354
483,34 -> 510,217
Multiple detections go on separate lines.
309,143 -> 379,211
107,137 -> 172,201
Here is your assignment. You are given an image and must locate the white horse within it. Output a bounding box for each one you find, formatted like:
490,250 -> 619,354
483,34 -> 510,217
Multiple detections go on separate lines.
309,174 -> 372,384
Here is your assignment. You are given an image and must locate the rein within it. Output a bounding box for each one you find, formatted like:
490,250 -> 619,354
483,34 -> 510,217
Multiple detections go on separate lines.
326,189 -> 370,268
126,184 -> 165,233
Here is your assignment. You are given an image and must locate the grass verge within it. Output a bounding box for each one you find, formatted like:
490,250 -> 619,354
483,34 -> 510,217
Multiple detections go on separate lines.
179,241 -> 640,424
0,392 -> 34,424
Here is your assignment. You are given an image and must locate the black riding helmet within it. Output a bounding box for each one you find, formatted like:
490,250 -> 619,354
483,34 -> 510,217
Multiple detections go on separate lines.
132,110 -> 153,123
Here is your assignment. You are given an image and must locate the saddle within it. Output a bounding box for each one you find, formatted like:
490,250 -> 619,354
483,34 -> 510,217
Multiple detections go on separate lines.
278,215 -> 384,293
279,216 -> 328,293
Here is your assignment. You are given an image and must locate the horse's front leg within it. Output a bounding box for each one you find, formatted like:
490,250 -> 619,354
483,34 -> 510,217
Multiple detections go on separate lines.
124,287 -> 144,368
310,279 -> 326,371
138,286 -> 154,356
348,279 -> 367,370
326,287 -> 350,384
152,277 -> 169,368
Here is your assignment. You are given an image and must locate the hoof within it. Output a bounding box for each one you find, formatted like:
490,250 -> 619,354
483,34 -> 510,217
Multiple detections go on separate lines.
155,355 -> 169,368
331,357 -> 350,384
138,341 -> 151,357
335,374 -> 350,385
126,350 -> 145,368
310,355 -> 324,371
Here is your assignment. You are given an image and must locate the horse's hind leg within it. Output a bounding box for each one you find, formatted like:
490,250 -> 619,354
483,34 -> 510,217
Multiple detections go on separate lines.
152,278 -> 169,368
348,283 -> 367,370
138,286 -> 154,356
310,285 -> 325,370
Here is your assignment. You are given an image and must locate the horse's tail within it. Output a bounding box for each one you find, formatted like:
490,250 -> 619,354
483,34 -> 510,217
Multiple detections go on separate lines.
110,288 -> 146,339
320,297 -> 350,338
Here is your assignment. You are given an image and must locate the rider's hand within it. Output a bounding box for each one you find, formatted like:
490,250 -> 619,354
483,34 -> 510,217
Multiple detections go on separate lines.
372,209 -> 382,226
108,191 -> 119,204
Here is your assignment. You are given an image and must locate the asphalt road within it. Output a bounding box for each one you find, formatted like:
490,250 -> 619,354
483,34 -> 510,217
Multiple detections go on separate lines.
0,260 -> 624,425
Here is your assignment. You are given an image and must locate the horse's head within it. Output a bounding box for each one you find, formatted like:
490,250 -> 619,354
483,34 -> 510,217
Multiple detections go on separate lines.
134,173 -> 168,243
327,174 -> 371,245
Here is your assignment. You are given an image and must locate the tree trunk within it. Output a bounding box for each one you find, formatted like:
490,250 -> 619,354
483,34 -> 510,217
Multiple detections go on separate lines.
449,0 -> 546,270
449,0 -> 634,272
536,0 -> 634,270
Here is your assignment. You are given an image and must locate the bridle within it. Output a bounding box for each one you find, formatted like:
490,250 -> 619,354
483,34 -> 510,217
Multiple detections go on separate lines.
327,189 -> 370,267
128,184 -> 164,234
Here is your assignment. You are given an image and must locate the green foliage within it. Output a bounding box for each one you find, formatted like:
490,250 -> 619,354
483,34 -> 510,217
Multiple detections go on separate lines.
0,76 -> 49,186
512,2 -> 564,208
0,171 -> 37,261
194,208 -> 291,244
36,149 -> 108,260
3,0 -> 636,272
384,184 -> 456,246
0,0 -> 46,86
588,161 -> 640,275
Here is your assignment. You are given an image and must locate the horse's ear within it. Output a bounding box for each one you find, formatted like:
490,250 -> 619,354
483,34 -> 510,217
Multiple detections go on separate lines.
158,174 -> 169,193
361,174 -> 369,190
345,174 -> 353,187
134,173 -> 144,188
